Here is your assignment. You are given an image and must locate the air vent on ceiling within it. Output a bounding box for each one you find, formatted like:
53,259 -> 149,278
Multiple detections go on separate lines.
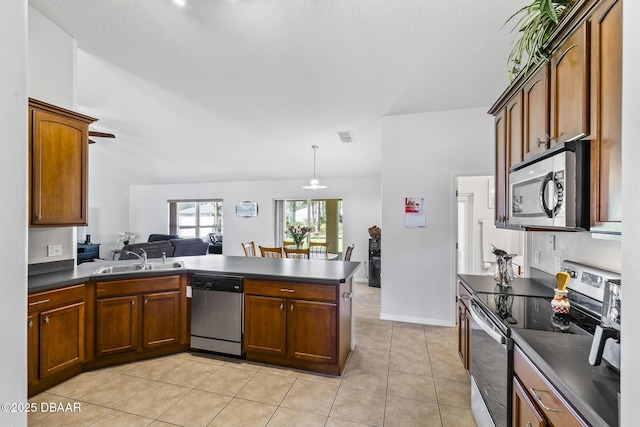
337,130 -> 354,143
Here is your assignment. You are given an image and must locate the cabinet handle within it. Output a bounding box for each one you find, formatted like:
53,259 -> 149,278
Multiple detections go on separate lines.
527,422 -> 533,427
144,299 -> 148,305
280,288 -> 295,293
44,316 -> 50,324
530,387 -> 559,412
343,291 -> 353,301
28,320 -> 33,328
536,137 -> 546,148
280,303 -> 284,311
132,300 -> 135,306
35,214 -> 41,222
290,304 -> 294,311
29,299 -> 50,306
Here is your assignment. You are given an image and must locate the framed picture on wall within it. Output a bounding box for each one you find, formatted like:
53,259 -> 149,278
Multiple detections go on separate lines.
236,201 -> 258,217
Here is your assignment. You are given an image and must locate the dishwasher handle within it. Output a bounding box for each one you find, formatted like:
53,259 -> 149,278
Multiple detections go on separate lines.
470,300 -> 506,346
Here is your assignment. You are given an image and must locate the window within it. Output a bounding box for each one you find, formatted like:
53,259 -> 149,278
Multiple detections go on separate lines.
276,198 -> 343,253
169,200 -> 223,239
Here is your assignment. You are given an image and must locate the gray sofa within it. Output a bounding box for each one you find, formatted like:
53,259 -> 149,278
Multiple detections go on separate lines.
119,237 -> 209,260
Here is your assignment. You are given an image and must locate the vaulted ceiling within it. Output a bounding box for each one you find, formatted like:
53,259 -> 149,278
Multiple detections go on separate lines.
29,0 -> 529,185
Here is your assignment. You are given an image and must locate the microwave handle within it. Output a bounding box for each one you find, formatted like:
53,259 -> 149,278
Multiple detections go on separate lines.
540,172 -> 556,218
470,300 -> 506,346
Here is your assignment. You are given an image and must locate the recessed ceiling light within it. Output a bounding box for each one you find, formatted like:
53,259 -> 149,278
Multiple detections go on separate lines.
173,0 -> 186,7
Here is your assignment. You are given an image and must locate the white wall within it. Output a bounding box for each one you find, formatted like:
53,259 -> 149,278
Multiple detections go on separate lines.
381,107 -> 494,326
621,1 -> 640,424
0,1 -> 28,425
128,175 -> 380,279
27,6 -> 78,265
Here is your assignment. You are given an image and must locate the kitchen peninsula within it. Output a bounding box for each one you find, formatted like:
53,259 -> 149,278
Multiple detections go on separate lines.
28,256 -> 360,397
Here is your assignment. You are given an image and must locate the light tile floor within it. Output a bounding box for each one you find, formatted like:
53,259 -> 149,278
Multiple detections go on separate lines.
29,282 -> 477,427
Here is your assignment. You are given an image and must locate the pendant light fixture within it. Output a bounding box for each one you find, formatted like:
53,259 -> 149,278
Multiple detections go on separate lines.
302,145 -> 327,190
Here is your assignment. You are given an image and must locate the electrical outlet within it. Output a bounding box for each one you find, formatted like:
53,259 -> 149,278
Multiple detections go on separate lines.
548,234 -> 556,251
47,244 -> 62,257
534,250 -> 540,264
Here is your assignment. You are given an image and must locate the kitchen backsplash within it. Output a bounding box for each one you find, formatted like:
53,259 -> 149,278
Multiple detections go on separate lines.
527,231 -> 621,274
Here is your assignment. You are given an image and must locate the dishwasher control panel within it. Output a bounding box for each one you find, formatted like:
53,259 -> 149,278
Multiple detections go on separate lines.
191,274 -> 244,293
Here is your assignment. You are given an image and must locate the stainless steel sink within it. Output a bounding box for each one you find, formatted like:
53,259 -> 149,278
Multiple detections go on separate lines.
92,261 -> 185,275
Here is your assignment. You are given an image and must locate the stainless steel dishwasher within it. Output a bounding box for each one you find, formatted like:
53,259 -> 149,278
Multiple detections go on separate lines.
190,274 -> 244,356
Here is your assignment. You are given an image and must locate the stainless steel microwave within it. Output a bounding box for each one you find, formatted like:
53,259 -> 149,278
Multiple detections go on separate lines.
508,141 -> 590,230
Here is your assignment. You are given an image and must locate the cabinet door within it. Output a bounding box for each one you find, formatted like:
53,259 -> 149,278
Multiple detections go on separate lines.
590,0 -> 622,227
142,291 -> 180,349
245,295 -> 287,356
494,108 -> 508,227
27,314 -> 39,385
39,302 -> 85,379
288,299 -> 337,364
507,91 -> 524,168
524,64 -> 550,157
550,23 -> 590,144
30,107 -> 88,226
457,299 -> 470,373
96,296 -> 138,357
513,377 -> 547,427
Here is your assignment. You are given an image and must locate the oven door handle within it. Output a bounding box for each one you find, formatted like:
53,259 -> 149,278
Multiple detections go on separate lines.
470,300 -> 506,346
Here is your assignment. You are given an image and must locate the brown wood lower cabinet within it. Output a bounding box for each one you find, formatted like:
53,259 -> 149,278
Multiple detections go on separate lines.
96,295 -> 138,357
513,346 -> 586,427
28,274 -> 189,397
95,276 -> 185,360
28,284 -> 86,396
457,282 -> 471,374
244,278 -> 351,375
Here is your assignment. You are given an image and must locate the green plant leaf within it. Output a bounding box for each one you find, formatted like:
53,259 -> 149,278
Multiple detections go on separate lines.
542,0 -> 559,24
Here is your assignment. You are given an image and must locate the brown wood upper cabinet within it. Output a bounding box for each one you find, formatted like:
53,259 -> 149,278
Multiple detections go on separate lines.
494,109 -> 508,227
29,99 -> 97,227
550,22 -> 590,144
589,0 -> 622,229
523,64 -> 550,158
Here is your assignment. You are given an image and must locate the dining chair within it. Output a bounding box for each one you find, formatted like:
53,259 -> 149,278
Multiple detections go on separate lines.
309,241 -> 329,259
344,244 -> 355,261
283,241 -> 298,249
259,246 -> 284,258
284,247 -> 310,259
241,241 -> 257,257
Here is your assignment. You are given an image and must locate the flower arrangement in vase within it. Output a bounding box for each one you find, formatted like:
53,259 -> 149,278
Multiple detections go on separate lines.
287,225 -> 312,248
118,231 -> 137,246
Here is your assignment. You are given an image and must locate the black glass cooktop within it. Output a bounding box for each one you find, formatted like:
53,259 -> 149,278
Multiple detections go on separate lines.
474,292 -> 599,337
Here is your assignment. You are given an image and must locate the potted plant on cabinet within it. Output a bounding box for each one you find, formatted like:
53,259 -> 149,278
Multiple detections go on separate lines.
506,0 -> 578,79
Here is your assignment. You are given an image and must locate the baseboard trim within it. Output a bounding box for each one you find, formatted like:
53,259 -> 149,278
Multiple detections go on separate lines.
379,312 -> 454,327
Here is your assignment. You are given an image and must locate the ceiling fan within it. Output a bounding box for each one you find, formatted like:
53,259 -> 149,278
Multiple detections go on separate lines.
88,130 -> 116,144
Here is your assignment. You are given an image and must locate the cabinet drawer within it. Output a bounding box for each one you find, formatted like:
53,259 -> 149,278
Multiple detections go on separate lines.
514,346 -> 586,427
28,284 -> 86,314
96,275 -> 181,298
245,279 -> 337,302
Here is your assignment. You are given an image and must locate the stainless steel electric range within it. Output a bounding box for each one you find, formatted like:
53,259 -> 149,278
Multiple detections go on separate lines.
459,260 -> 620,427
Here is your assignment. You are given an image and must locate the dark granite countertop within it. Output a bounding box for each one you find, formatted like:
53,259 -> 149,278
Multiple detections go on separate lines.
457,274 -> 555,298
29,255 -> 362,294
512,329 -> 619,427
